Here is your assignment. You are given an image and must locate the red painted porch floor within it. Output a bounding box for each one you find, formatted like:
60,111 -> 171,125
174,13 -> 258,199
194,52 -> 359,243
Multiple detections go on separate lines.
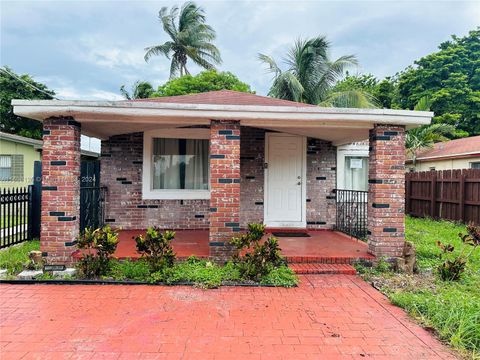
114,230 -> 374,265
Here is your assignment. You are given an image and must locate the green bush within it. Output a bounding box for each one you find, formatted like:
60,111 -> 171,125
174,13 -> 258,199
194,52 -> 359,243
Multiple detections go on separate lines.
134,227 -> 176,272
0,240 -> 40,275
109,259 -> 151,281
76,225 -> 119,278
230,223 -> 286,281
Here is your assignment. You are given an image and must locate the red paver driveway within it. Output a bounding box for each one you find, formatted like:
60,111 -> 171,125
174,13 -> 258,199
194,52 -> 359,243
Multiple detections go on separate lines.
0,276 -> 456,360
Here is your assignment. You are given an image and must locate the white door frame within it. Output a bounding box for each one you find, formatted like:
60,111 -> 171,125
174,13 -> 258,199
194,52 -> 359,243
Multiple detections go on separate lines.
264,132 -> 307,228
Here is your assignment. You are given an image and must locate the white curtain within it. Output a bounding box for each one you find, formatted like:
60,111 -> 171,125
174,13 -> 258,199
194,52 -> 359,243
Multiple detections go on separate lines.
152,138 -> 209,190
153,138 -> 181,189
344,156 -> 368,191
185,140 -> 209,189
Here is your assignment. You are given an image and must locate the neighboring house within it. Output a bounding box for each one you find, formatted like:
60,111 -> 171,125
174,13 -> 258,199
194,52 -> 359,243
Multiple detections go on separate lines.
407,135 -> 480,172
12,90 -> 433,263
0,131 -> 99,189
0,131 -> 42,188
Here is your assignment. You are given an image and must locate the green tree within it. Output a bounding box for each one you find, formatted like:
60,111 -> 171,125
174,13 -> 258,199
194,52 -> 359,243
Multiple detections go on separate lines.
258,36 -> 376,108
151,70 -> 252,97
120,81 -> 155,100
396,28 -> 480,135
144,2 -> 222,78
0,66 -> 55,139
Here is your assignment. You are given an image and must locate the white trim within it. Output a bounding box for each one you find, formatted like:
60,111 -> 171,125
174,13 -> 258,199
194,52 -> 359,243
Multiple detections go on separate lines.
12,99 -> 433,127
141,128 -> 211,200
264,133 -> 306,228
413,151 -> 480,162
336,142 -> 369,190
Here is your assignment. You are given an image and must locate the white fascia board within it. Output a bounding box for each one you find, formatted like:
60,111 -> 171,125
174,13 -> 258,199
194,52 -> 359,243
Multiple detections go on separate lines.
12,99 -> 433,127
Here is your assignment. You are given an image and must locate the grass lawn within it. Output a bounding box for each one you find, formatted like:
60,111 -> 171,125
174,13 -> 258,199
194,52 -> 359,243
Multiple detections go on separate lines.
357,217 -> 480,358
0,239 -> 40,274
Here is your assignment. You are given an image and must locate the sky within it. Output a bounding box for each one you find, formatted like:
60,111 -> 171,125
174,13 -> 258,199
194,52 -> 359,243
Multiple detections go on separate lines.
1,0 -> 479,101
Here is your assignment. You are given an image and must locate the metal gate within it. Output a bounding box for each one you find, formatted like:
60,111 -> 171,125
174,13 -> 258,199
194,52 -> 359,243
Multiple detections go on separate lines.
335,189 -> 368,239
79,160 -> 106,230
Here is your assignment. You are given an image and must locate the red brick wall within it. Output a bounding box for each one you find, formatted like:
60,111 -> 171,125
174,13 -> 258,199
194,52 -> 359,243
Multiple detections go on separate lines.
100,128 -> 337,234
306,139 -> 337,229
41,117 -> 81,264
100,132 -> 209,230
368,125 -> 406,258
209,120 -> 241,260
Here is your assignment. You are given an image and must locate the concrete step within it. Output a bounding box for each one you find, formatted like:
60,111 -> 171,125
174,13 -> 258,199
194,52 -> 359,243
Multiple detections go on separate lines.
285,255 -> 371,264
289,263 -> 357,275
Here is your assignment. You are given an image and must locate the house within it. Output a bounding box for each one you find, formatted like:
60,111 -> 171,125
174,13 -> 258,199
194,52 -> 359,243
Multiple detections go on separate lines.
0,131 -> 99,189
0,131 -> 42,188
12,90 -> 432,264
407,135 -> 480,172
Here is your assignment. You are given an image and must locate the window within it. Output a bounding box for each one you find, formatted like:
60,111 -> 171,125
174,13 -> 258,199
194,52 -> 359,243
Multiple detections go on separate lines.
0,155 -> 12,181
429,166 -> 436,171
470,162 -> 480,169
142,129 -> 210,199
344,156 -> 368,191
152,138 -> 209,190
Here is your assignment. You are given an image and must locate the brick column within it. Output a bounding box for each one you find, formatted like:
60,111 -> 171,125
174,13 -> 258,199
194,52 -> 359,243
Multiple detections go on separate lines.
367,125 -> 406,258
41,117 -> 81,264
209,120 -> 241,262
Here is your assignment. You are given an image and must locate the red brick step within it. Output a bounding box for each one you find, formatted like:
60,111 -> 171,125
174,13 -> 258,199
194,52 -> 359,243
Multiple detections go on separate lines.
289,263 -> 357,275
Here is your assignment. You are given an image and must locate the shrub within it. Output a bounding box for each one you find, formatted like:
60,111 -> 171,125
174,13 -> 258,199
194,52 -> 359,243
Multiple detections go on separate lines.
76,225 -> 119,278
230,223 -> 285,281
109,259 -> 151,281
436,222 -> 480,281
134,227 -> 176,272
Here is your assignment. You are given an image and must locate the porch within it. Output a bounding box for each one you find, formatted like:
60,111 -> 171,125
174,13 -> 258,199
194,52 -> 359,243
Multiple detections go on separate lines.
113,229 -> 374,264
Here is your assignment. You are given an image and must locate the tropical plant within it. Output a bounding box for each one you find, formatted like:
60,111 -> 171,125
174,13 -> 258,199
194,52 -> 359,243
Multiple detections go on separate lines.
134,227 -> 176,271
144,2 -> 222,78
436,222 -> 480,281
151,70 -> 252,97
258,36 -> 376,108
230,223 -> 285,281
76,225 -> 119,278
406,123 -> 456,165
120,81 -> 154,100
0,66 -> 55,139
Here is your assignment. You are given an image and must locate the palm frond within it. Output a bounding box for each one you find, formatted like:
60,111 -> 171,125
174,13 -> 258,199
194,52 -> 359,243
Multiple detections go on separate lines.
144,42 -> 174,62
414,95 -> 432,111
319,90 -> 379,108
158,6 -> 178,39
258,53 -> 282,77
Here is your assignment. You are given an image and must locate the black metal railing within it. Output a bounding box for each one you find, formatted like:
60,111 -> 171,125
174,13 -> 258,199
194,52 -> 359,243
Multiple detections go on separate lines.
80,186 -> 107,231
0,186 -> 33,248
335,189 -> 368,239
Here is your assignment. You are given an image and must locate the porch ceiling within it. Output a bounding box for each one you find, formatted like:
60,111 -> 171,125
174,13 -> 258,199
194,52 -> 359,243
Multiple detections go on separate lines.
12,99 -> 432,145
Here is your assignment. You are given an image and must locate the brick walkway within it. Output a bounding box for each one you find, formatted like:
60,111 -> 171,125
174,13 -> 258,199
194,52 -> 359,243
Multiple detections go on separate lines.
0,276 -> 456,359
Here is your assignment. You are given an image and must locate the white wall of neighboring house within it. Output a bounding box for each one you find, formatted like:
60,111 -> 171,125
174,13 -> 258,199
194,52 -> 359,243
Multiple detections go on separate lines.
407,157 -> 480,172
336,141 -> 369,191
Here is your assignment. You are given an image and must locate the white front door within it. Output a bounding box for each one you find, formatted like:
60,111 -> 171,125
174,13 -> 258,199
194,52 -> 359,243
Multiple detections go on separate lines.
264,133 -> 306,227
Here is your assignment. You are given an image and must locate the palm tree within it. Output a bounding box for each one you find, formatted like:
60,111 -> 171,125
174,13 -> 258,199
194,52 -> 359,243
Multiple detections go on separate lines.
258,36 -> 377,107
120,81 -> 154,100
144,2 -> 222,78
406,124 -> 457,165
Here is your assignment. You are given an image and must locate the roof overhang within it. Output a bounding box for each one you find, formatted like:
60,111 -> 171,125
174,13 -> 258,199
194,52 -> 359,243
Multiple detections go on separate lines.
12,99 -> 433,145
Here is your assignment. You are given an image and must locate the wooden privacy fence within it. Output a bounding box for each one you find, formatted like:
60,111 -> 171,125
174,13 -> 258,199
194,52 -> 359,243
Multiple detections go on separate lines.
406,169 -> 480,225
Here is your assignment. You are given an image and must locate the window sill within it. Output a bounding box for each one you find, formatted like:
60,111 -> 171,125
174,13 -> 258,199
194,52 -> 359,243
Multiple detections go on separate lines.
142,190 -> 210,200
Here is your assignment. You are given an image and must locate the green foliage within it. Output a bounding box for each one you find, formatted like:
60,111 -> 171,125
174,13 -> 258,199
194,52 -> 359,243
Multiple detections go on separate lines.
396,28 -> 480,135
152,70 -> 252,97
357,217 -> 480,355
0,66 -> 55,139
120,81 -> 154,100
0,240 -> 40,275
230,223 -> 286,281
109,259 -> 151,281
436,223 -> 480,281
76,226 -> 119,278
259,36 -> 363,106
260,266 -> 297,287
144,1 -> 221,78
405,123 -> 457,163
134,227 -> 176,271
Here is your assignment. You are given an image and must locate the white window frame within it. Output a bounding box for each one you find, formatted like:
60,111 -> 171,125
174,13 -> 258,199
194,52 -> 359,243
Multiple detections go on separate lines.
470,161 -> 480,169
336,142 -> 369,191
0,155 -> 13,181
142,128 -> 210,200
